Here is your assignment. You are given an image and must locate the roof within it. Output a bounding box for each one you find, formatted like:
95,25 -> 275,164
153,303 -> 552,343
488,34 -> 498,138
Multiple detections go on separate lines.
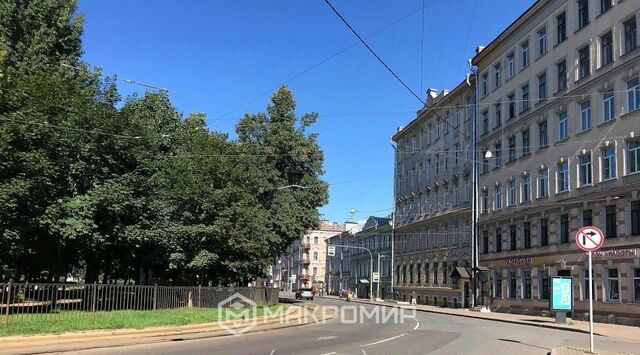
392,79 -> 472,141
317,220 -> 345,232
361,216 -> 391,231
472,0 -> 546,66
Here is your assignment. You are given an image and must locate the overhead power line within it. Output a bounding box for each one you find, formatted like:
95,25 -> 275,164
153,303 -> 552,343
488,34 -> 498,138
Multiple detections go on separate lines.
322,0 -> 469,140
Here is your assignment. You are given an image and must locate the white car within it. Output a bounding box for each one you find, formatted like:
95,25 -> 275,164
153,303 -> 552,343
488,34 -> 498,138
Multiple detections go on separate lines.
296,288 -> 314,300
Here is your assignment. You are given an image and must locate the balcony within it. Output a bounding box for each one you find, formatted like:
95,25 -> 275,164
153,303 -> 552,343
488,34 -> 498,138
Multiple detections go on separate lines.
299,274 -> 311,281
301,242 -> 311,249
301,256 -> 311,264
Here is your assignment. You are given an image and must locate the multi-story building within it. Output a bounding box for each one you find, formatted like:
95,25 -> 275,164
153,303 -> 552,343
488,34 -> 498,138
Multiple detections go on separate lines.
325,222 -> 360,296
473,0 -> 640,325
392,81 -> 474,307
348,216 -> 393,299
278,220 -> 344,292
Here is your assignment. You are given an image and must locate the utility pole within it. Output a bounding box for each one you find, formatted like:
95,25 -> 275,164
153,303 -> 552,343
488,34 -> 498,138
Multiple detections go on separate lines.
469,63 -> 480,308
332,244 -> 374,302
389,138 -> 397,300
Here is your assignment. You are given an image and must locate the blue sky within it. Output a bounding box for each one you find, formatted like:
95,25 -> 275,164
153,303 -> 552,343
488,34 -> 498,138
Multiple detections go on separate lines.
78,0 -> 533,224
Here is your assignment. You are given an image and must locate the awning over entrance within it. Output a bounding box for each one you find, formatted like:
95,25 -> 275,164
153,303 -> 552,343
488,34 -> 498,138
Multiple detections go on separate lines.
359,279 -> 369,284
451,266 -> 471,279
472,266 -> 490,272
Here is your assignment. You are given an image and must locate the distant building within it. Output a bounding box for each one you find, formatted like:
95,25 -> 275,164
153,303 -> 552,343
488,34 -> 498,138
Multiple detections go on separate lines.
276,220 -> 345,292
392,81 -> 474,307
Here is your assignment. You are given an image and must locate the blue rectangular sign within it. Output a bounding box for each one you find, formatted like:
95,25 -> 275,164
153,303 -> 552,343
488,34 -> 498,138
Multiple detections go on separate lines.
550,277 -> 573,311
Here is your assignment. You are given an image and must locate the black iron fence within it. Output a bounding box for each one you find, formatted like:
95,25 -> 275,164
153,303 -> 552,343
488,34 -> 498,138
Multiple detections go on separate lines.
0,282 -> 279,327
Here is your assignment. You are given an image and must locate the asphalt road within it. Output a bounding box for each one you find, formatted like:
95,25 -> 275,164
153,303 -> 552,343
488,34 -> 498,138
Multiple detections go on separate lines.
64,297 -> 639,355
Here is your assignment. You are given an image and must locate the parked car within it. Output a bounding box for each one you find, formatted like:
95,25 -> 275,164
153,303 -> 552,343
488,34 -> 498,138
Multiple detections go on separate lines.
295,288 -> 314,300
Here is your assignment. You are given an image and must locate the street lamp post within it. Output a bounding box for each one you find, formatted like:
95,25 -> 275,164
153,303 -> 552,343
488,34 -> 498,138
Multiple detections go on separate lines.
330,244 -> 374,302
377,254 -> 389,300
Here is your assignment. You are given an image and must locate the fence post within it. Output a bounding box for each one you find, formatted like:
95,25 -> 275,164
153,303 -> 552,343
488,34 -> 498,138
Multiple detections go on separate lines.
91,281 -> 97,314
153,284 -> 157,311
198,285 -> 201,308
5,280 -> 12,327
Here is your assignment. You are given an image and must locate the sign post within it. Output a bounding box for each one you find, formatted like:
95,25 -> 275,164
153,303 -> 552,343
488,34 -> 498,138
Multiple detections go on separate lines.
575,226 -> 604,354
327,245 -> 336,257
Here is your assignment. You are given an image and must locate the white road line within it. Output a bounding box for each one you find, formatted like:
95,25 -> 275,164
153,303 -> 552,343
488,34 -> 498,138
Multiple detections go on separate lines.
317,336 -> 339,340
361,349 -> 368,355
360,333 -> 407,348
413,319 -> 420,330
320,352 -> 337,355
269,350 -> 275,355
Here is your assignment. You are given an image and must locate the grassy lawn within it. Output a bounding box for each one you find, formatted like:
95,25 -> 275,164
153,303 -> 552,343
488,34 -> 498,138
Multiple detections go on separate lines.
0,305 -> 285,337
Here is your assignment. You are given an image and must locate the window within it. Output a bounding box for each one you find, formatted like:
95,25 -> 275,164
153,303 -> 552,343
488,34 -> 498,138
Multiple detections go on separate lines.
507,52 -> 515,78
577,0 -> 589,29
560,214 -> 569,243
537,27 -> 547,57
482,73 -> 488,96
522,175 -> 531,203
524,222 -> 531,249
455,110 -> 461,127
494,103 -> 502,128
580,101 -> 591,131
538,72 -> 547,102
482,110 -> 489,134
557,161 -> 569,192
495,272 -> 502,297
508,94 -> 516,119
606,205 -> 617,238
583,269 -> 596,301
509,272 -> 517,298
454,143 -> 459,165
494,63 -> 501,88
495,228 -> 502,252
444,113 -> 450,134
541,270 -> 550,299
482,190 -> 488,213
521,84 -> 530,112
582,209 -> 593,227
578,46 -> 590,80
509,136 -> 516,162
607,269 -> 619,301
600,0 -> 612,14
628,78 -> 640,112
579,154 -> 592,186
540,218 -> 549,246
538,120 -> 549,148
508,180 -> 517,206
603,91 -> 615,122
314,236 -> 318,244
313,251 -> 318,260
521,41 -> 529,68
538,168 -> 549,198
494,184 -> 502,210
602,146 -> 616,180
556,12 -> 567,44
494,144 -> 502,167
510,224 -> 517,251
634,268 -> 640,302
483,230 -> 489,254
557,60 -> 567,91
522,129 -> 530,156
523,271 -> 532,299
629,139 -> 640,174
558,111 -> 568,140
625,17 -> 637,53
482,155 -> 489,174
601,32 -> 613,67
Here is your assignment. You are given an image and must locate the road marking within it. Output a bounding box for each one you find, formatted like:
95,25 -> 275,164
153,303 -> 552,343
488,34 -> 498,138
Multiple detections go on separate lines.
360,333 -> 406,348
269,350 -> 275,355
361,349 -> 368,355
317,336 -> 339,340
320,352 -> 337,355
413,319 -> 420,330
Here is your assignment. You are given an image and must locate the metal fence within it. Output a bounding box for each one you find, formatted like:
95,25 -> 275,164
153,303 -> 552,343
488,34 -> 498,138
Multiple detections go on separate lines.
0,282 -> 279,327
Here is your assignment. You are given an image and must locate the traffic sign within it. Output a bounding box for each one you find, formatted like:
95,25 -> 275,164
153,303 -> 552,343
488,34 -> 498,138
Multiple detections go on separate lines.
576,226 -> 604,251
372,272 -> 380,282
327,245 -> 335,257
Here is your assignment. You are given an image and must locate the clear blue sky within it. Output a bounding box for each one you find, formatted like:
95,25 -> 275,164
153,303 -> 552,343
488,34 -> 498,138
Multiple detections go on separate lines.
78,0 -> 533,224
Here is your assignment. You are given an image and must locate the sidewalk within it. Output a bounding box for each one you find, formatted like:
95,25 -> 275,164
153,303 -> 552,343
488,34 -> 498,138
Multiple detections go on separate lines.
321,295 -> 640,343
0,304 -> 333,355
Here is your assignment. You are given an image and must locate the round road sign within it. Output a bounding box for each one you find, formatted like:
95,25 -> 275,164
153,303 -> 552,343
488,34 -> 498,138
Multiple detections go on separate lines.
575,226 -> 604,251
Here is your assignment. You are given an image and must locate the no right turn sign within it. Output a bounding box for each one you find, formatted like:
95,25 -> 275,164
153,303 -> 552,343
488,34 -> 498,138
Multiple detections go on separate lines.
575,226 -> 604,252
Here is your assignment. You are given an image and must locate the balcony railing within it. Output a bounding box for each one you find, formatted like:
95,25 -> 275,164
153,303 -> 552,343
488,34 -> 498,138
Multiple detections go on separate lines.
301,242 -> 311,249
300,256 -> 311,264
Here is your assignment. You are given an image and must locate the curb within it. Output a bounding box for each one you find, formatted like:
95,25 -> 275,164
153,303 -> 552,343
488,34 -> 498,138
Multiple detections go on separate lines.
320,296 -> 601,337
1,304 -> 333,355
